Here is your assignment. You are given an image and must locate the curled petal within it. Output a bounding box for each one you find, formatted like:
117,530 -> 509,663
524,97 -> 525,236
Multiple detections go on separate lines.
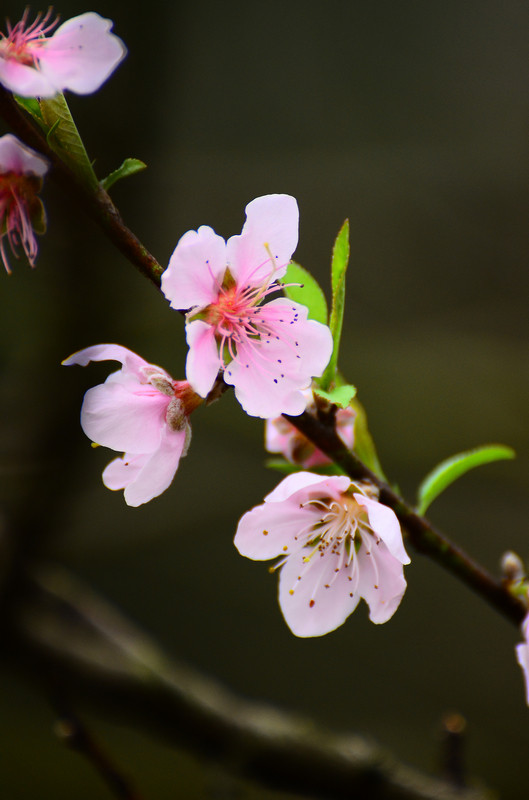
264,472 -> 350,505
162,226 -> 227,310
0,134 -> 48,176
62,343 -> 149,377
355,494 -> 410,565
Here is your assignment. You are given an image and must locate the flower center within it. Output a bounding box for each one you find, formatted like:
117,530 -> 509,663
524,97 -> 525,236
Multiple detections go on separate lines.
0,9 -> 58,66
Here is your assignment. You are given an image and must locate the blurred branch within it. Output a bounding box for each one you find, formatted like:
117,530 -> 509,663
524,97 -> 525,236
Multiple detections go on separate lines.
4,564 -> 491,800
52,697 -> 145,800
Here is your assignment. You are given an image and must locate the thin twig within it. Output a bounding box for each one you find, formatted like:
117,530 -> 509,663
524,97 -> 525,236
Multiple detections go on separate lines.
51,695 -> 145,800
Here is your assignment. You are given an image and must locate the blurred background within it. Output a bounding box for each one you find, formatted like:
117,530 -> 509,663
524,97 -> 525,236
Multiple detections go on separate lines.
1,0 -> 529,796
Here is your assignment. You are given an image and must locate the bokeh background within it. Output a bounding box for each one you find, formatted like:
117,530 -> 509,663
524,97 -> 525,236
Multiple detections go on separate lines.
2,0 -> 529,797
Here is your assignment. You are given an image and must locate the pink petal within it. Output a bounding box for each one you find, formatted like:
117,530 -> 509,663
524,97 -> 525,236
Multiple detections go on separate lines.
355,541 -> 407,624
226,194 -> 299,286
516,639 -> 529,705
0,57 -> 56,96
279,549 -> 360,637
80,381 -> 168,453
103,427 -> 187,507
40,12 -> 126,95
354,494 -> 410,565
263,299 -> 333,378
264,472 -> 350,504
185,320 -> 221,397
0,134 -> 48,176
234,502 -> 315,561
162,226 -> 227,310
62,343 -> 149,379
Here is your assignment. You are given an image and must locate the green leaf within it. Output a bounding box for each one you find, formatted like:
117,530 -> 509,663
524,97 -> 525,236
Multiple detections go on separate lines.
350,396 -> 387,480
417,444 -> 515,515
319,220 -> 349,391
14,95 -> 43,121
100,158 -> 147,192
265,459 -> 342,476
313,384 -> 356,409
39,93 -> 99,190
282,261 -> 328,325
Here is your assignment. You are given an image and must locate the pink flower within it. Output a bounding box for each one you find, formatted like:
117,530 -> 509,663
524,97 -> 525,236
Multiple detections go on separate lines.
0,133 -> 48,273
234,472 -> 410,637
161,194 -> 333,419
516,614 -> 529,704
63,344 -> 202,507
0,10 -> 125,97
265,388 -> 355,467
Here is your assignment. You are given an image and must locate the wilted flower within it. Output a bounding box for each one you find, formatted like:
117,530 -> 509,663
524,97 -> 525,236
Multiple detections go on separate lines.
0,133 -> 48,273
63,344 -> 201,507
234,472 -> 410,637
0,10 -> 125,97
265,388 -> 355,467
161,194 -> 333,419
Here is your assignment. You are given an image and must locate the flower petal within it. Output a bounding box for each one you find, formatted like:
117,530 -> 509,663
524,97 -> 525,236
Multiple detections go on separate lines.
103,427 -> 187,507
264,472 -> 350,504
185,319 -> 221,397
0,57 -> 56,96
62,343 -> 149,378
234,502 -> 315,561
355,541 -> 407,624
227,194 -> 299,286
278,548 -> 360,637
40,12 -> 126,95
354,494 -> 410,565
0,134 -> 48,176
162,226 -> 227,310
80,381 -> 168,453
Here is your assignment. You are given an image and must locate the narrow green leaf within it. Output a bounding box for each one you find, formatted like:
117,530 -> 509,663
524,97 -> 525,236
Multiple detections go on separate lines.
313,384 -> 356,409
14,95 -> 43,121
350,396 -> 387,480
319,220 -> 349,391
282,261 -> 328,325
100,158 -> 147,192
417,444 -> 515,515
39,93 -> 99,190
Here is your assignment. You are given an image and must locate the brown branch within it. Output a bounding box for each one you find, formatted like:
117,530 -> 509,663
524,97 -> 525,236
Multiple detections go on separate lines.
4,564 -> 491,800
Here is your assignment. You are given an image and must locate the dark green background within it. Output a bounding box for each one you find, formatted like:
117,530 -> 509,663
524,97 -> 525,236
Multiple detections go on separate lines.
2,0 -> 529,796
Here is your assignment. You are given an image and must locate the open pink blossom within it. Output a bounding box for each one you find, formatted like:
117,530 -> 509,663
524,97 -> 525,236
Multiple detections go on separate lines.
234,472 -> 410,637
63,345 -> 202,507
516,613 -> 529,704
0,133 -> 48,273
161,194 -> 333,418
266,388 -> 355,468
0,10 -> 125,97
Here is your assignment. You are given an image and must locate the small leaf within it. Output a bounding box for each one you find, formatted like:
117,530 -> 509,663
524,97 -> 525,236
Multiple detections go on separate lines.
265,459 -> 342,476
100,158 -> 147,192
350,396 -> 387,480
14,95 -> 43,121
417,444 -> 515,515
319,220 -> 349,390
313,384 -> 356,409
282,261 -> 328,325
